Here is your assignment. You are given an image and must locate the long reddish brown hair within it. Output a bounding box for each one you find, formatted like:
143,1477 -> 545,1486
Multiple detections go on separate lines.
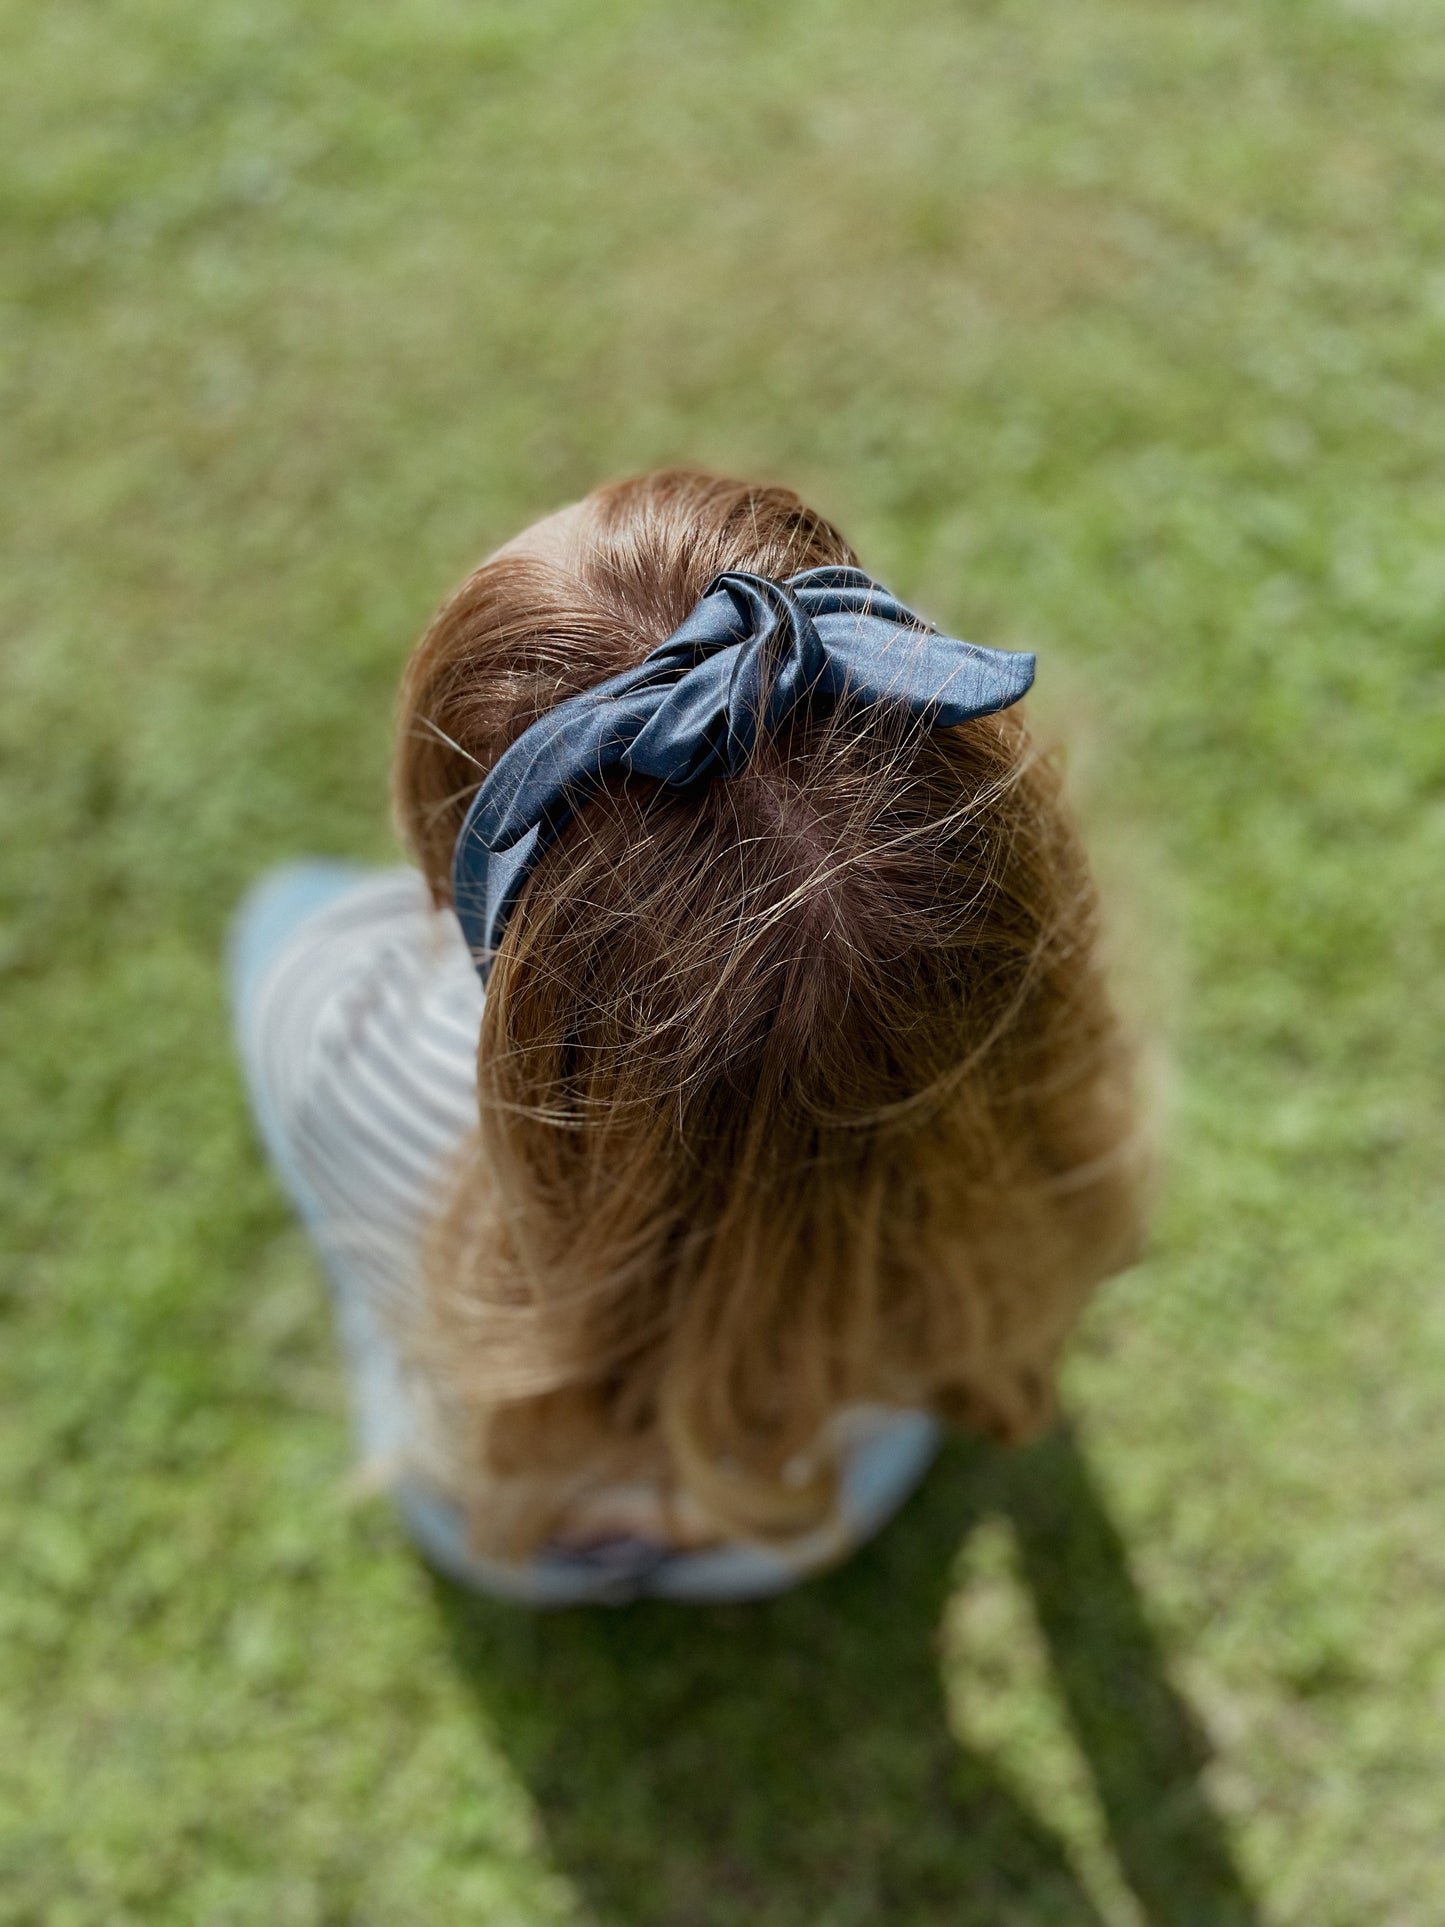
394,469 -> 1147,1556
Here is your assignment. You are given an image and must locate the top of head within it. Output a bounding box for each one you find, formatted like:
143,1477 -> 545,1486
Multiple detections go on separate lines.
392,470 -> 1078,1136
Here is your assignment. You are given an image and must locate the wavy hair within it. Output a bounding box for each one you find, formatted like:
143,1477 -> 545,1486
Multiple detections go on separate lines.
393,469 -> 1148,1556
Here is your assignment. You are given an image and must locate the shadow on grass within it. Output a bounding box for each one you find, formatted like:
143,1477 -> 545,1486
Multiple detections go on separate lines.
430,1425 -> 1257,1926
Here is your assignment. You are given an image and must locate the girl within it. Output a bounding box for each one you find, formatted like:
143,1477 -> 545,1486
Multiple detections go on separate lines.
230,468 -> 1147,1605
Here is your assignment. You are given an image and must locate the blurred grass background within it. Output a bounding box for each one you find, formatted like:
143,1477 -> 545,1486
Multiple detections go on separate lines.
2,0 -> 1444,1921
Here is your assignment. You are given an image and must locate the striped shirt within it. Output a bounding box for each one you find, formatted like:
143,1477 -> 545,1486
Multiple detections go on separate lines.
246,868 -> 483,1325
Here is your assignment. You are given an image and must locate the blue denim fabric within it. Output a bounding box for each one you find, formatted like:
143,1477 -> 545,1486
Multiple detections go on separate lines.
452,566 -> 1033,982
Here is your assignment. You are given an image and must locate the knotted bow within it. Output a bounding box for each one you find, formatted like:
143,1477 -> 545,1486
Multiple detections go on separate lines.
451,565 -> 1035,979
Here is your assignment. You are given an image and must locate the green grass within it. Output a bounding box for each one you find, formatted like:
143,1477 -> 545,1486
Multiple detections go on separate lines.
3,0 -> 1443,1919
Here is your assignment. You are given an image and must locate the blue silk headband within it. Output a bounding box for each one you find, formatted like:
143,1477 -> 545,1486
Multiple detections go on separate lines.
450,565 -> 1035,980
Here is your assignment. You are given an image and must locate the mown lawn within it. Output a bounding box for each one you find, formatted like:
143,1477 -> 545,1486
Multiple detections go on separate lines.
2,1 -> 1443,1921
